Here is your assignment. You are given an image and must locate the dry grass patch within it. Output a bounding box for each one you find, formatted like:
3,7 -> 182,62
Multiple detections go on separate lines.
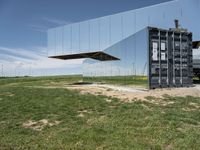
164,143 -> 174,150
0,92 -> 15,97
145,96 -> 175,106
87,116 -> 108,125
189,102 -> 200,109
141,104 -> 152,111
177,123 -> 200,133
182,102 -> 200,112
77,109 -> 92,118
22,119 -> 61,131
105,98 -> 112,103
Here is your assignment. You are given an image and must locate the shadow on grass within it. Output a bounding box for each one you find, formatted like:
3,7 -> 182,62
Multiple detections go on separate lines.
70,82 -> 93,85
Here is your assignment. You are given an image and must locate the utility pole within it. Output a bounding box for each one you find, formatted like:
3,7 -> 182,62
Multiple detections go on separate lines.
132,62 -> 135,78
29,66 -> 32,76
15,67 -> 17,77
1,64 -> 4,77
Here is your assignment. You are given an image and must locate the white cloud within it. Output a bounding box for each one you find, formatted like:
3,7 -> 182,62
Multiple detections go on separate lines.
0,46 -> 45,60
0,46 -> 84,76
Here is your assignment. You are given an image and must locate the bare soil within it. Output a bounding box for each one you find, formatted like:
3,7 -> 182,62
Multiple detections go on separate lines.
64,84 -> 200,102
28,83 -> 200,104
22,119 -> 61,131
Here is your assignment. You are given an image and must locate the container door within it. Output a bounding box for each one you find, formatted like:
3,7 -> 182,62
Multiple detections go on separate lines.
149,28 -> 193,89
149,29 -> 169,89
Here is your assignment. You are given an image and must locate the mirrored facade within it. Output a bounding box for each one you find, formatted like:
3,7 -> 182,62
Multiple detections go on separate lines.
83,28 -> 148,77
48,0 -> 200,86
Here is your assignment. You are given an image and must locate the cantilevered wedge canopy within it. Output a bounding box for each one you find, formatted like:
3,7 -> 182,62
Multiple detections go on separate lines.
49,51 -> 120,61
193,41 -> 200,49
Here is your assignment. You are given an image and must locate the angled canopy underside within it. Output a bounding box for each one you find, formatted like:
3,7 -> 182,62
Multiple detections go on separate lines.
49,51 -> 120,61
193,41 -> 200,49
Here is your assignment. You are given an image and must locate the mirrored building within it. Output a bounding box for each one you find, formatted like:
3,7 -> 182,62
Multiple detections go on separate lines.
48,0 -> 200,88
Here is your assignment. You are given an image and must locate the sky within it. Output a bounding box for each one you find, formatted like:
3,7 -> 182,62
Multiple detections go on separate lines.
0,0 -> 173,76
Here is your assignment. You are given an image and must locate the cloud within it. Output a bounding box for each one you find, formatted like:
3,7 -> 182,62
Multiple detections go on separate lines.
0,46 -> 84,76
0,46 -> 45,60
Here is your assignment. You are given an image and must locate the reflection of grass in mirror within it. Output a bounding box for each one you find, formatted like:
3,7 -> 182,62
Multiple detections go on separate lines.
83,76 -> 148,87
0,75 -> 83,86
193,77 -> 200,84
7,75 -> 200,88
0,75 -> 148,87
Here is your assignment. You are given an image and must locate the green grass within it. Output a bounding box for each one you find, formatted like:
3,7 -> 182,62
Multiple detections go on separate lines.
0,75 -> 148,87
0,75 -> 83,86
0,76 -> 200,149
83,76 -> 148,87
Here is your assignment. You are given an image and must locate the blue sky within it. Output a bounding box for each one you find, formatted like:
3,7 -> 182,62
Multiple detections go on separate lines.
0,0 -> 172,76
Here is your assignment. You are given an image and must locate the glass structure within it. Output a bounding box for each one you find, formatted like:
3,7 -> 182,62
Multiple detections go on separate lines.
48,0 -> 200,88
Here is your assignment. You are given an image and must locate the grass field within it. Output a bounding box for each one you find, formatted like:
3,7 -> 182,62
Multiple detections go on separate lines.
83,76 -> 148,87
0,76 -> 200,149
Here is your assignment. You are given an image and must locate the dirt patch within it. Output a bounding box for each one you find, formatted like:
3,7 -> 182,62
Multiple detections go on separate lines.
22,119 -> 61,131
28,83 -> 200,104
64,84 -> 200,104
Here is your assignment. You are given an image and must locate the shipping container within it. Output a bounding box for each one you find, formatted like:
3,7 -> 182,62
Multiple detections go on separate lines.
149,27 -> 193,89
83,27 -> 193,89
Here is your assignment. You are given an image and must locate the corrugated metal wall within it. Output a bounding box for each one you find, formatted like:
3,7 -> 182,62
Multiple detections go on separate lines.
149,28 -> 193,88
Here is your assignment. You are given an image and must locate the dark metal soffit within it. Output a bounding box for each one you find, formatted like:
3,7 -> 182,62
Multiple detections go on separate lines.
49,51 -> 120,61
193,41 -> 200,49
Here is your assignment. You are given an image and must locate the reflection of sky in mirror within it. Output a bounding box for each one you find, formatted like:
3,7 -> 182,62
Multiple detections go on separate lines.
48,0 -> 200,56
83,28 -> 148,76
193,48 -> 200,59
